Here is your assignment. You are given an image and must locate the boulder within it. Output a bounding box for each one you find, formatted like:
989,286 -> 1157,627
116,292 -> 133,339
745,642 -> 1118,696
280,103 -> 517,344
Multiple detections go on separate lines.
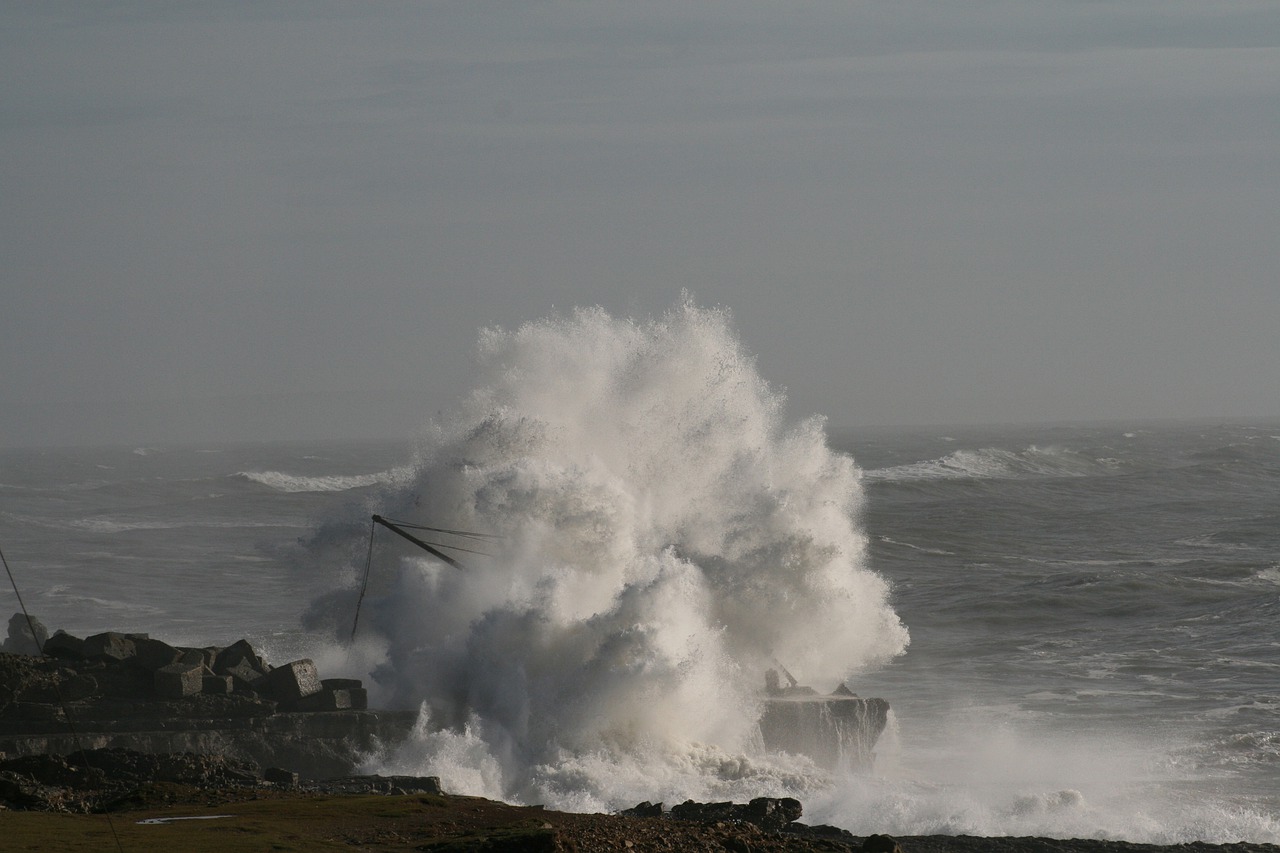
214,640 -> 269,675
133,638 -> 180,672
224,660 -> 268,691
154,662 -> 204,699
82,632 -> 136,662
863,834 -> 902,853
202,674 -> 234,695
321,678 -> 363,691
293,686 -> 369,712
263,767 -> 298,786
177,648 -> 212,666
253,659 -> 321,706
42,631 -> 85,660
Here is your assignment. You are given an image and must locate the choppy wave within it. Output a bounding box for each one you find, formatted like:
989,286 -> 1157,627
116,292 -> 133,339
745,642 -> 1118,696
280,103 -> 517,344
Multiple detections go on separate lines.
863,446 -> 1124,483
234,467 -> 411,493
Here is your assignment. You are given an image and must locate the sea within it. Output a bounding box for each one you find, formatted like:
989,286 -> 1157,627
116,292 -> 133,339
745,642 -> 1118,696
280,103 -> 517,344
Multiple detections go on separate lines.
2,304 -> 1277,843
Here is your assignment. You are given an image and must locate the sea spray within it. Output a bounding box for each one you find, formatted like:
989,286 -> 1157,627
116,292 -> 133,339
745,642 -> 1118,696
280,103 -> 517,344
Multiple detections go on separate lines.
306,298 -> 909,806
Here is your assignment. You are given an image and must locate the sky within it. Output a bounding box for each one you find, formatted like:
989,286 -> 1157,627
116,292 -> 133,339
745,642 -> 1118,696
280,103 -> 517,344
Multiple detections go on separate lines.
3,2 -> 1279,447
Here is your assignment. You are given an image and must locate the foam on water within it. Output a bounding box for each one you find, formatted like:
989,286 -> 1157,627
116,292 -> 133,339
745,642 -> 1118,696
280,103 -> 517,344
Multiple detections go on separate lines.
863,445 -> 1128,483
309,298 -> 908,807
234,468 -> 412,493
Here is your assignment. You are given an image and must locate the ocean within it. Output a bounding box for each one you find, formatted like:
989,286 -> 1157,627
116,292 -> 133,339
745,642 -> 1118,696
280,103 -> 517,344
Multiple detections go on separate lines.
2,305 -> 1277,843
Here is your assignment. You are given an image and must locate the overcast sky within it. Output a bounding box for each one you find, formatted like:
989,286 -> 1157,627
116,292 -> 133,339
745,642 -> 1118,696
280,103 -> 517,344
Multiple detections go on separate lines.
3,2 -> 1278,447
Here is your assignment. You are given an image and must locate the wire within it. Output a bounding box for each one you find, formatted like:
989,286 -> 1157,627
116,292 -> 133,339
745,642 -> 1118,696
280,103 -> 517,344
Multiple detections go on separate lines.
351,519 -> 376,642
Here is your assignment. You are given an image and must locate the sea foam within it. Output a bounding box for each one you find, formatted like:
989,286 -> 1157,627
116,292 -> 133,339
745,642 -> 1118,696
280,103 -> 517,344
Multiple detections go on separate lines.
308,298 -> 908,807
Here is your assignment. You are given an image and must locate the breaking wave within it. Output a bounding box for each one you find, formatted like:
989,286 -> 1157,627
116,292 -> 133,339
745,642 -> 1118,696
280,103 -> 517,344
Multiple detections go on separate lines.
863,446 -> 1123,483
307,297 -> 908,809
234,468 -> 411,493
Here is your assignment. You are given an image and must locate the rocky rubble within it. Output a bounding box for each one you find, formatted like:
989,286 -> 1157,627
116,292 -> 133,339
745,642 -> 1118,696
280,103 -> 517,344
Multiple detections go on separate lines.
0,614 -> 367,726
0,615 -> 412,779
0,745 -> 442,812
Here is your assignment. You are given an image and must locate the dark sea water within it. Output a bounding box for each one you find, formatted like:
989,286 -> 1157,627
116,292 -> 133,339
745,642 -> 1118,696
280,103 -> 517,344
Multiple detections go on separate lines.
2,418 -> 1277,842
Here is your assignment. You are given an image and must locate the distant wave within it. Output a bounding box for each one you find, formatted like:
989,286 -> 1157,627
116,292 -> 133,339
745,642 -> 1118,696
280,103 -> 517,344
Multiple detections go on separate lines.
67,518 -> 295,533
233,467 -> 412,493
863,446 -> 1122,483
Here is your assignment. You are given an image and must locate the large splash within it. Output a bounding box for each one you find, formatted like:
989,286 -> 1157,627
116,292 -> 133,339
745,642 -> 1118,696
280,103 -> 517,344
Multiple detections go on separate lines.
306,298 -> 908,808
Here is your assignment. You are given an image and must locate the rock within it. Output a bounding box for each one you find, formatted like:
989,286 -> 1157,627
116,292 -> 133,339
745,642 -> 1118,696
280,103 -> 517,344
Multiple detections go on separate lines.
214,640 -> 269,677
223,658 -> 268,690
621,801 -> 664,817
82,632 -> 136,662
3,613 -> 47,656
133,638 -> 180,672
744,796 -> 803,831
154,662 -> 204,699
669,797 -> 803,832
42,631 -> 85,660
294,688 -> 356,712
202,674 -> 234,695
321,678 -> 363,690
177,648 -> 211,668
263,767 -> 298,787
252,659 -> 321,706
863,833 -> 902,853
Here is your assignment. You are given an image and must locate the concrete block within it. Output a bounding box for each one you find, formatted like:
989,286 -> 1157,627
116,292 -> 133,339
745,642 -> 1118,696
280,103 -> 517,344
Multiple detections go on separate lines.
253,659 -> 321,705
202,674 -> 234,695
321,678 -> 363,691
155,662 -> 204,699
42,631 -> 85,660
83,632 -> 137,662
133,638 -> 181,671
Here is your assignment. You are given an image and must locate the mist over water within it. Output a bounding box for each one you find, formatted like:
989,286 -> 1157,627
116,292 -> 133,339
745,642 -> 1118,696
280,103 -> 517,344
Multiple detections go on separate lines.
307,298 -> 908,808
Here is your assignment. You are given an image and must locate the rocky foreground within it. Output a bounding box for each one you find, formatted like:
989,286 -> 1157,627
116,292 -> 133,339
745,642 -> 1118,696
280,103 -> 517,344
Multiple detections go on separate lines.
4,618 -> 1277,852
2,751 -> 1279,853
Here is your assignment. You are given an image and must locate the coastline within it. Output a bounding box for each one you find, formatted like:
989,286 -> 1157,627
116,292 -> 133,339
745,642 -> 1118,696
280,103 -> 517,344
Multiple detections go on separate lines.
5,781 -> 1280,853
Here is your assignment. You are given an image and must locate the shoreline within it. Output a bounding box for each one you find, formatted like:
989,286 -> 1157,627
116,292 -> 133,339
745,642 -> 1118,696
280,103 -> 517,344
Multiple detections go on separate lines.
5,780 -> 1279,853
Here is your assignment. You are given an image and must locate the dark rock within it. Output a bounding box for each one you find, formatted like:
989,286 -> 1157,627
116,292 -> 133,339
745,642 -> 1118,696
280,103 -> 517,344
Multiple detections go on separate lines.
177,647 -> 210,668
133,638 -> 180,671
3,613 -> 48,656
863,833 -> 903,853
154,662 -> 204,699
321,678 -> 363,690
223,658 -> 268,691
253,659 -> 322,706
264,766 -> 298,786
621,800 -> 664,817
42,631 -> 85,660
744,796 -> 803,831
214,640 -> 269,675
669,797 -> 803,832
294,688 -> 355,712
202,674 -> 233,695
82,632 -> 136,662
